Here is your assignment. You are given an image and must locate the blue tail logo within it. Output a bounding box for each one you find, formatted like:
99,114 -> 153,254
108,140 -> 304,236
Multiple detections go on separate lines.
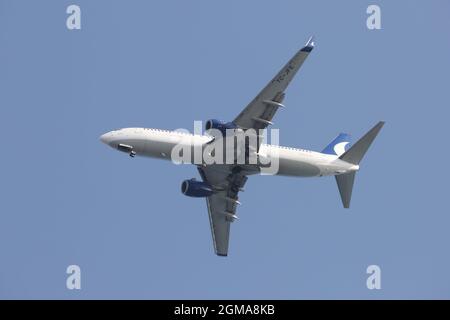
322,133 -> 351,156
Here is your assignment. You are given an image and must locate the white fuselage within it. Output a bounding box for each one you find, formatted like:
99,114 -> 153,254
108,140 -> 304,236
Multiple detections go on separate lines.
100,128 -> 359,177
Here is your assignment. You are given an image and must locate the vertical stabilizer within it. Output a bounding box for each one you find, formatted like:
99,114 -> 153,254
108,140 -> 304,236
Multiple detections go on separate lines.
321,133 -> 351,156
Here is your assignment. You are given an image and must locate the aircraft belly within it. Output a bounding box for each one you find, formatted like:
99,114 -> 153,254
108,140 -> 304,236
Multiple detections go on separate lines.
276,157 -> 321,177
141,139 -> 174,160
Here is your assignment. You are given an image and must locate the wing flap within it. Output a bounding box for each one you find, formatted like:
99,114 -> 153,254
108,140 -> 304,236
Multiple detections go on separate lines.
206,193 -> 231,256
199,166 -> 248,256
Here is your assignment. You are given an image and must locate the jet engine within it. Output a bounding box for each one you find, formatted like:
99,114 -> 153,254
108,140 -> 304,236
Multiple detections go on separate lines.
181,179 -> 214,197
205,119 -> 237,136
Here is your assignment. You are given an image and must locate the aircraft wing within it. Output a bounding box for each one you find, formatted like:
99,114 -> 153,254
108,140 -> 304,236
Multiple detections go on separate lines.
233,37 -> 315,130
198,165 -> 248,256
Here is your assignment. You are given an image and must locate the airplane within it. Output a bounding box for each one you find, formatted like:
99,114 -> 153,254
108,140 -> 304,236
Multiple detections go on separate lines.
100,36 -> 384,257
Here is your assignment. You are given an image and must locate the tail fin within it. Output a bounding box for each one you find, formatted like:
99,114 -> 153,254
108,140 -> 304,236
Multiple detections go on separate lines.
321,133 -> 351,156
339,121 -> 385,165
335,121 -> 385,208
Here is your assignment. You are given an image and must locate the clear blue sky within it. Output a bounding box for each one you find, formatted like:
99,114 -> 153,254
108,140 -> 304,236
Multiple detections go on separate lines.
1,0 -> 449,299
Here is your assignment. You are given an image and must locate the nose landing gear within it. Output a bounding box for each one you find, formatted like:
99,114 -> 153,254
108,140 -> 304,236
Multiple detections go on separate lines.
117,144 -> 136,158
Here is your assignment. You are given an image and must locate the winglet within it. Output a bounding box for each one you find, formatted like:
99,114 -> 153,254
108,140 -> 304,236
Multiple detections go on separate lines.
301,36 -> 315,52
305,35 -> 315,47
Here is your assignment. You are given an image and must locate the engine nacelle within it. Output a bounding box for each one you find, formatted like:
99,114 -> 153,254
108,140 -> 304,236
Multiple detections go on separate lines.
181,179 -> 214,198
205,119 -> 237,136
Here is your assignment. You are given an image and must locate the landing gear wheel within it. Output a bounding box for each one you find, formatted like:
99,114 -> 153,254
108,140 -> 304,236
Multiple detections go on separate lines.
130,151 -> 136,157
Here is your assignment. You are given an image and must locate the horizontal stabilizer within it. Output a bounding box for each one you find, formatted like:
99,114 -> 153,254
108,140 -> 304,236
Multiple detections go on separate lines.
335,172 -> 356,208
339,121 -> 385,165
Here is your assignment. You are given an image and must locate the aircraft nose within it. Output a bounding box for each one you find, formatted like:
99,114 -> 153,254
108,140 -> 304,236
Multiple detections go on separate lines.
100,132 -> 113,145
